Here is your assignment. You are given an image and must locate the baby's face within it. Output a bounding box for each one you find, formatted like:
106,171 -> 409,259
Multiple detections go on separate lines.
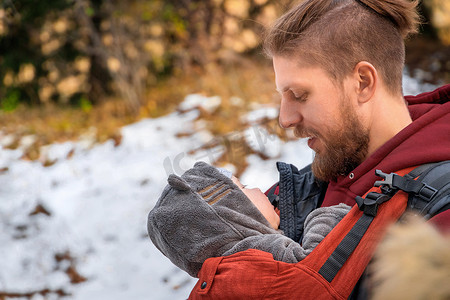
231,176 -> 280,229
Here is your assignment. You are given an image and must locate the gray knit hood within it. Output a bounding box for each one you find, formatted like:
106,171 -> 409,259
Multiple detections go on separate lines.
147,161 -> 280,277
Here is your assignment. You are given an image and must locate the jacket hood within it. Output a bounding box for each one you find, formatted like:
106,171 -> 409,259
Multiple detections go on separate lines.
325,84 -> 450,206
147,161 -> 278,277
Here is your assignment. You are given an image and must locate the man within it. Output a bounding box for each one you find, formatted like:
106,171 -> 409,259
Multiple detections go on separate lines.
188,0 -> 450,298
263,0 -> 450,228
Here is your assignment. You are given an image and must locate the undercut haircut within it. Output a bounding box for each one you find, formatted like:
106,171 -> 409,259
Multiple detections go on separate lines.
264,0 -> 420,96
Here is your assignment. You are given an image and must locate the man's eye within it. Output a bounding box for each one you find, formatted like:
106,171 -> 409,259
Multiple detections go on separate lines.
293,92 -> 307,102
285,90 -> 306,102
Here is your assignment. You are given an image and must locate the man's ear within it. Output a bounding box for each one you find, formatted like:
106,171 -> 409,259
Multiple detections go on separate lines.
353,61 -> 377,104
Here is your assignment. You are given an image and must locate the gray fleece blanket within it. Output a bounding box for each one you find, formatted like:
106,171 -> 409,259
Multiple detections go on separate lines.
223,203 -> 351,262
147,161 -> 350,277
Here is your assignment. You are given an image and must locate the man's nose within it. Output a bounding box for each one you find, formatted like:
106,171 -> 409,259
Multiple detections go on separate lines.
279,98 -> 302,129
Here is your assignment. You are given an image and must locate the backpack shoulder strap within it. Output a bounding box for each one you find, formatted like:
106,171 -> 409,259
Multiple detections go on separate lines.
407,160 -> 450,219
373,161 -> 450,219
312,163 -> 446,296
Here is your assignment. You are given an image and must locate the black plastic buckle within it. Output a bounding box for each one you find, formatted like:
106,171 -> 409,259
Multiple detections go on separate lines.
417,184 -> 438,202
375,169 -> 437,202
355,192 -> 391,217
374,170 -> 398,189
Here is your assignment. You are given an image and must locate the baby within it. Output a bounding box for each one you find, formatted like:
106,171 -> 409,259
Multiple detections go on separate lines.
147,161 -> 350,277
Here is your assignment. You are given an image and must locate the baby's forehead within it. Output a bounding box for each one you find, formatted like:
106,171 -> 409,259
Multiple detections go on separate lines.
230,176 -> 244,188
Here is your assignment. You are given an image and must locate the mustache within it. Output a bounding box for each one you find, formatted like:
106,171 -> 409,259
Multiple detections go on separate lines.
294,126 -> 320,139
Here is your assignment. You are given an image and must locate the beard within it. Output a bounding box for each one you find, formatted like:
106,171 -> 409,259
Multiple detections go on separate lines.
295,101 -> 369,182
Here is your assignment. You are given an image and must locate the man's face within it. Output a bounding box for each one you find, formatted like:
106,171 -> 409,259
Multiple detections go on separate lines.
273,56 -> 369,181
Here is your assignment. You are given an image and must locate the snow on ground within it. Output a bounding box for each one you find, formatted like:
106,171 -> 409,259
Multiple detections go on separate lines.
0,73 -> 435,299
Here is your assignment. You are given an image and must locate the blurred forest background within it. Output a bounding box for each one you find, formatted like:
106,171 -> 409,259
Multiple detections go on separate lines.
0,0 -> 449,164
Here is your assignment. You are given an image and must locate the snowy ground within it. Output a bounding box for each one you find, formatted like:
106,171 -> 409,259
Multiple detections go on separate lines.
0,73 -> 436,299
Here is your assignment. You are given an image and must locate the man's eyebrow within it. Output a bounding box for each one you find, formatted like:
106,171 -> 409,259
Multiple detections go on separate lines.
276,86 -> 306,94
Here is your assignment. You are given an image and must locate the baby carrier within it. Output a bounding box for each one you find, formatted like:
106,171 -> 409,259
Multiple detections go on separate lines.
189,161 -> 450,299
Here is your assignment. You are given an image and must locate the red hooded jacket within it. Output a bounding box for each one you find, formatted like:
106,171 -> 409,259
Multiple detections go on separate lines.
189,84 -> 450,299
322,84 -> 450,230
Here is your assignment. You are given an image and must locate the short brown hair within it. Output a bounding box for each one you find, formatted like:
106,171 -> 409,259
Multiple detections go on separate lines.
264,0 -> 420,95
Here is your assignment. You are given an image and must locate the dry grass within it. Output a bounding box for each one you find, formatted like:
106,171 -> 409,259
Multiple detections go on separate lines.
0,57 -> 280,170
